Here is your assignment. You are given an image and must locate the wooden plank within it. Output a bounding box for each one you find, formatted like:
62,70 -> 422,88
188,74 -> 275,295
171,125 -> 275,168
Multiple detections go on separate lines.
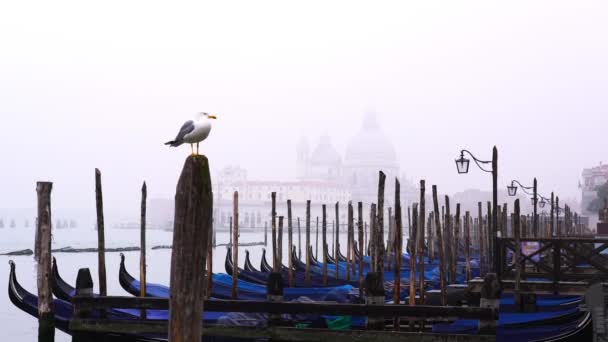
72,297 -> 496,319
70,321 -> 495,342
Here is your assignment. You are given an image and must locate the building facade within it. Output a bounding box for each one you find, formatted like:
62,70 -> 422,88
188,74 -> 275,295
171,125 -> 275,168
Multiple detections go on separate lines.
581,163 -> 608,217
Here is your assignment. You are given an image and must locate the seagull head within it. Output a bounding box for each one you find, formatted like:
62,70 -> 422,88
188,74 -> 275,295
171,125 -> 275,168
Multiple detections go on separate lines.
196,112 -> 217,120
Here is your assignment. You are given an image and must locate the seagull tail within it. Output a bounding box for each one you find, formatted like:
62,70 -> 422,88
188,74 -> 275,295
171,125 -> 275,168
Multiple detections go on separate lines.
165,140 -> 181,147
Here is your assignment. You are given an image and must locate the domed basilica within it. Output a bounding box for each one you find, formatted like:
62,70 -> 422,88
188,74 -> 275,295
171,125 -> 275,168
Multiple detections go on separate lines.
297,113 -> 400,205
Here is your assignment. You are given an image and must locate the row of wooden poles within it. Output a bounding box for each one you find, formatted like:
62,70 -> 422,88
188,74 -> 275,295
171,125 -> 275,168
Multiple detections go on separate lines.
29,157 -> 582,336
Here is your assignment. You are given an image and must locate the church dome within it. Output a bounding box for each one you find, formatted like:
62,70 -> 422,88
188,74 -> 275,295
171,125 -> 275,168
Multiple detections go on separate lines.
310,135 -> 341,165
345,113 -> 397,167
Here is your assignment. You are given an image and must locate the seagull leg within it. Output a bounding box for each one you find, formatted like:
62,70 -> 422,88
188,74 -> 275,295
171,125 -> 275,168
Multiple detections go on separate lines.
196,143 -> 200,155
190,144 -> 194,156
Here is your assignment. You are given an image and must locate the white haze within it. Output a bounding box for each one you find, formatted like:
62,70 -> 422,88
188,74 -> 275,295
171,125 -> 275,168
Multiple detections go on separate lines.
0,1 -> 606,224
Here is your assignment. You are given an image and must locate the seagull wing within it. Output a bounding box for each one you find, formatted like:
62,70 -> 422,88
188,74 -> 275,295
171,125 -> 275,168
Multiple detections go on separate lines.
165,120 -> 195,147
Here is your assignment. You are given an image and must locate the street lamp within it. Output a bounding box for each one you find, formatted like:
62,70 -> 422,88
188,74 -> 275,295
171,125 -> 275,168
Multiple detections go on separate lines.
455,147 -> 498,275
507,179 -> 539,236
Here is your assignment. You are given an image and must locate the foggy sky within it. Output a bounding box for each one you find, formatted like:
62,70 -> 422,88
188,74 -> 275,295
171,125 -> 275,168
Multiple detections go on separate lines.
0,1 -> 606,221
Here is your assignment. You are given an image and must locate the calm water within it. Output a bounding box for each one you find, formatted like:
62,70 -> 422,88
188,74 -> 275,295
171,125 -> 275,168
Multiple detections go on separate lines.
1,225 -> 355,341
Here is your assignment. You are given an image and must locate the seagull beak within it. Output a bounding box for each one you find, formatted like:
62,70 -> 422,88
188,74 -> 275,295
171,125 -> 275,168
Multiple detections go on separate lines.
208,115 -> 217,119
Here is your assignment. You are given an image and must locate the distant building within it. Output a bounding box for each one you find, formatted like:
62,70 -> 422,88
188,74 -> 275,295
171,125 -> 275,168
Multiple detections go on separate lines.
581,163 -> 608,217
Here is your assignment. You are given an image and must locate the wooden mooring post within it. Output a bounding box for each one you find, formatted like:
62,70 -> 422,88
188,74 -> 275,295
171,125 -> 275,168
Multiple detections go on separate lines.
322,204 -> 328,285
94,169 -> 107,297
36,181 -> 54,342
271,192 -> 277,271
346,201 -> 353,282
393,179 -> 402,331
267,272 -> 284,326
305,200 -> 311,286
140,181 -> 147,319
168,155 -> 213,342
287,200 -> 294,287
335,202 -> 340,280
432,186 -> 447,306
71,268 -> 94,342
418,180 -> 426,305
465,211 -> 472,282
232,191 -> 239,299
377,171 -> 386,283
358,202 -> 364,298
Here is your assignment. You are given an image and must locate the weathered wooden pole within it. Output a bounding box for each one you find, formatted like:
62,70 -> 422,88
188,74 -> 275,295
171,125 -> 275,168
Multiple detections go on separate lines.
232,191 -> 239,299
358,202 -> 364,298
445,196 -> 453,284
432,186 -> 447,306
556,196 -> 560,237
369,204 -> 377,271
365,272 -> 385,330
94,169 -> 107,297
418,180 -> 426,305
322,205 -> 328,285
335,202 -> 340,280
376,171 -> 386,283
477,202 -> 484,276
409,203 -> 418,304
346,201 -> 353,282
364,222 -> 368,256
453,203 -> 461,284
387,207 -> 393,272
305,200 -> 311,285
513,199 -> 522,309
550,192 -> 555,237
487,201 -> 493,273
278,216 -> 284,269
267,272 -> 284,326
229,216 -> 233,246
168,155 -> 213,342
271,192 -> 277,270
206,220 -> 213,299
72,268 -> 94,342
393,179 -> 403,331
36,181 -> 54,342
140,181 -> 147,319
297,217 -> 302,260
287,200 -> 294,287
465,211 -> 471,282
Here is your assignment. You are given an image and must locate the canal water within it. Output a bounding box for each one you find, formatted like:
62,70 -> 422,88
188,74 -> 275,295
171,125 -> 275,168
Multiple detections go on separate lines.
0,225 -> 353,341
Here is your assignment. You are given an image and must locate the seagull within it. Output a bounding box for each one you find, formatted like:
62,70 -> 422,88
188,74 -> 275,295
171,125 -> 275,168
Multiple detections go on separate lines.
165,112 -> 217,155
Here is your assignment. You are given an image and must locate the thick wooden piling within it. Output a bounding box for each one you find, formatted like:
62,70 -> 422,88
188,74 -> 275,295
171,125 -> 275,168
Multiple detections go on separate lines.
477,202 -> 484,276
358,202 -> 364,298
278,216 -> 284,269
387,207 -> 393,272
418,180 -> 426,305
287,200 -> 294,287
393,179 -> 402,331
465,211 -> 471,282
272,192 -> 277,271
346,202 -> 353,282
550,192 -> 555,237
376,171 -> 386,283
267,272 -> 284,326
140,181 -> 147,319
453,203 -> 461,285
94,169 -> 107,297
168,155 -> 213,342
369,204 -> 377,272
445,196 -> 453,284
305,200 -> 311,285
297,217 -> 302,260
432,186 -> 447,306
322,205 -> 328,285
36,181 -> 54,342
365,273 -> 384,330
335,202 -> 340,280
409,204 -> 418,306
72,268 -> 94,342
513,199 -> 522,308
232,191 -> 239,299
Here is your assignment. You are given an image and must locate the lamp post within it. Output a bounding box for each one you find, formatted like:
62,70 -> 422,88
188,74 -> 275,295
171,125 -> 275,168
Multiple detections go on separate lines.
507,178 -> 538,237
455,146 -> 498,275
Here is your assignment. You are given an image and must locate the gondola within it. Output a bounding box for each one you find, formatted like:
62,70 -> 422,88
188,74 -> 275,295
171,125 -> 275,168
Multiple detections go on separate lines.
120,254 -> 356,303
51,257 -> 76,302
226,247 -> 358,288
9,261 -> 165,342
